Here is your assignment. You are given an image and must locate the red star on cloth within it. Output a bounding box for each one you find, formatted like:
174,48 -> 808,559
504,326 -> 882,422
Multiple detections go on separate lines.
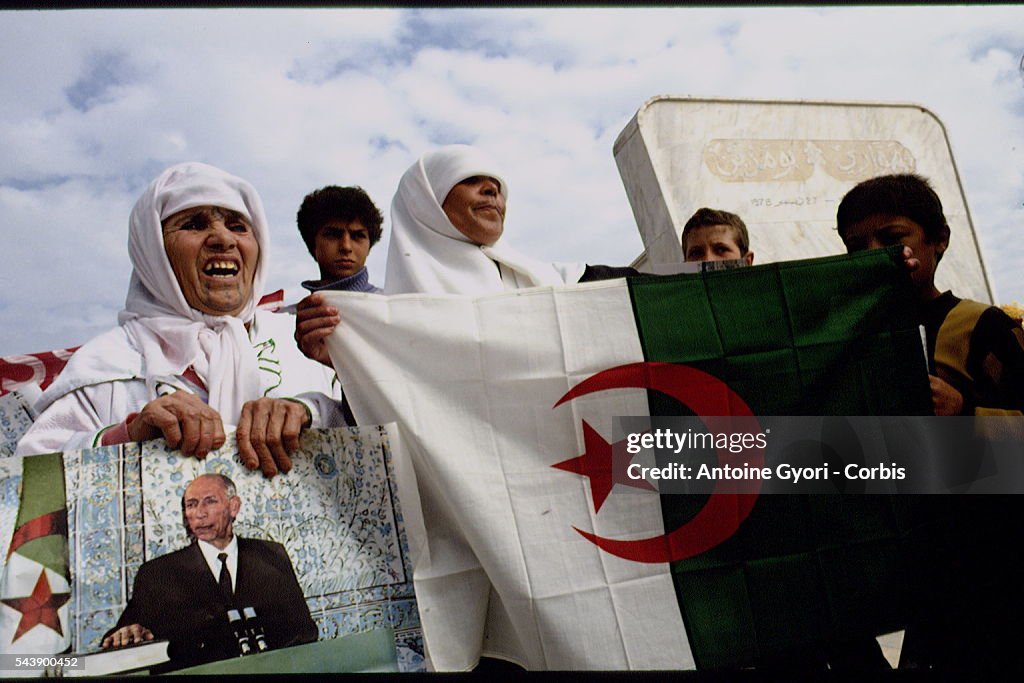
552,420 -> 655,513
1,569 -> 70,642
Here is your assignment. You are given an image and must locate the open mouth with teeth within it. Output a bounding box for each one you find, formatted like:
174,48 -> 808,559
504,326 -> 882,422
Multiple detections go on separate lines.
203,260 -> 240,278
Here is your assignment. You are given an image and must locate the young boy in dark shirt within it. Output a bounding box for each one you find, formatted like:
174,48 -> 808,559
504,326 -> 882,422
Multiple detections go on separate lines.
837,173 -> 1024,673
837,173 -> 1023,416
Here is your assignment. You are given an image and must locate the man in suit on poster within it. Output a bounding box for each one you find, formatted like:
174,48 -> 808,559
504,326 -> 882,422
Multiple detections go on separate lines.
101,473 -> 318,666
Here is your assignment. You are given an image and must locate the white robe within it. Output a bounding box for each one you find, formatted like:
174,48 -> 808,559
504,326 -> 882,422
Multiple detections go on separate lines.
15,310 -> 343,457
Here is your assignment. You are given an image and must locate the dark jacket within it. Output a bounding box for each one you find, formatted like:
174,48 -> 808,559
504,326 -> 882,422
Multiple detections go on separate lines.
105,537 -> 318,667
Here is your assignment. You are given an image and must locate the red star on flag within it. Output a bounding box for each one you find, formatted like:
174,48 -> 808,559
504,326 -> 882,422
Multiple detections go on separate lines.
1,569 -> 70,642
552,420 -> 655,513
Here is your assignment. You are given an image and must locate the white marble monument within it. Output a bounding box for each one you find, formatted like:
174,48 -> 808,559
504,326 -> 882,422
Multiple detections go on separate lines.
614,96 -> 993,304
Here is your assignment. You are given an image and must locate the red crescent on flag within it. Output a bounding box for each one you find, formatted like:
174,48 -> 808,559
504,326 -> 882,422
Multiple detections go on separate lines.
6,510 -> 69,559
553,362 -> 764,564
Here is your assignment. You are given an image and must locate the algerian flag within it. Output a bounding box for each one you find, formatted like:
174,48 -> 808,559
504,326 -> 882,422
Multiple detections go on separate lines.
0,451 -> 71,655
323,248 -> 930,671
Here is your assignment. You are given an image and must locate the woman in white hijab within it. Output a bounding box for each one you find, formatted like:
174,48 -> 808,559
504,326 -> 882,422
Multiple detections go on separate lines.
383,144 -> 585,294
17,162 -> 343,477
296,145 -> 633,360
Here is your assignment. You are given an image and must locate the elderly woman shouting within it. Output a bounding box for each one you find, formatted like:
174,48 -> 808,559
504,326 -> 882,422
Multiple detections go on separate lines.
16,163 -> 343,477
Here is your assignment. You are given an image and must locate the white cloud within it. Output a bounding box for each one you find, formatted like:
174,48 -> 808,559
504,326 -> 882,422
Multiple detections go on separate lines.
1,6 -> 1023,356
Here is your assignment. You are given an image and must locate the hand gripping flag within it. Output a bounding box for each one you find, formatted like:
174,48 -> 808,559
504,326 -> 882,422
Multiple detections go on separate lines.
323,248 -> 931,670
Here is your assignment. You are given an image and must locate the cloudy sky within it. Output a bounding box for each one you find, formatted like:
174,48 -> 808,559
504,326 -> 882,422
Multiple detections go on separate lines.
1,6 -> 1022,356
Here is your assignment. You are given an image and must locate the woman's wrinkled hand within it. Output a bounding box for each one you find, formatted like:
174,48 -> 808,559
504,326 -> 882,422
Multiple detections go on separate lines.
236,397 -> 312,478
129,390 -> 226,457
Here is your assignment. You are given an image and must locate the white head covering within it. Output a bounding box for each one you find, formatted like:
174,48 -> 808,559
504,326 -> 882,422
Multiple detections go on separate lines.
37,162 -> 270,425
384,144 -> 580,295
117,162 -> 269,425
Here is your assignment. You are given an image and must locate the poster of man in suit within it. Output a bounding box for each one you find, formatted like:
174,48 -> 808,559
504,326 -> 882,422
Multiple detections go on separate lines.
101,473 -> 317,667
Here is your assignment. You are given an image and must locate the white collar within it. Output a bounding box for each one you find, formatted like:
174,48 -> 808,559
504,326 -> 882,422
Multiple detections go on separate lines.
197,535 -> 239,591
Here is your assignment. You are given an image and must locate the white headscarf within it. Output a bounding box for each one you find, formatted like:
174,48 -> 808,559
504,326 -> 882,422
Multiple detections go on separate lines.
384,144 -> 583,295
38,162 -> 269,425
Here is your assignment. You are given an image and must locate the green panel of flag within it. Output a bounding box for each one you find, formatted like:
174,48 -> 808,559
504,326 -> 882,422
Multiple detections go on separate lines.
628,247 -> 932,669
12,452 -> 68,577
